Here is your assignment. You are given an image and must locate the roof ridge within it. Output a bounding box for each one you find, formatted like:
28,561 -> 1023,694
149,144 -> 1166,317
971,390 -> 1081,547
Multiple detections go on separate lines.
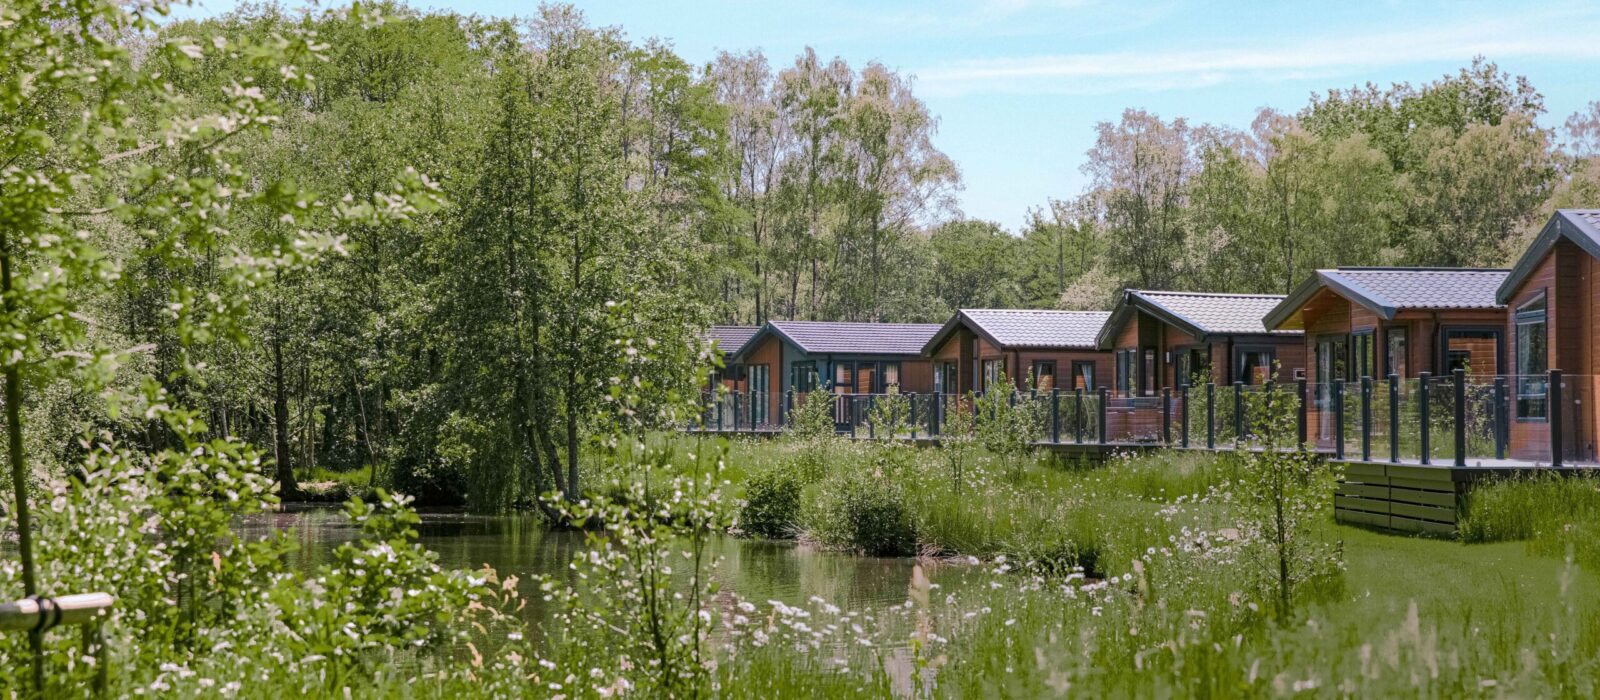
1331,267 -> 1510,273
1132,289 -> 1287,300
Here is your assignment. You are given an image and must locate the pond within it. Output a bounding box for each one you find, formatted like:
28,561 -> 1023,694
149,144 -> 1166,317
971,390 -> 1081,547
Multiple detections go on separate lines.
238,505 -> 985,652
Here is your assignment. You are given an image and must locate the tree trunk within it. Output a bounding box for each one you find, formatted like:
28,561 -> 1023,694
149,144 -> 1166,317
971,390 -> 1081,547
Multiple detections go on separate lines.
272,301 -> 298,498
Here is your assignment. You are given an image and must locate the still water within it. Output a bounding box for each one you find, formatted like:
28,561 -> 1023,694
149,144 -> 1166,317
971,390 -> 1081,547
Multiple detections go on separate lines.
236,505 -> 977,637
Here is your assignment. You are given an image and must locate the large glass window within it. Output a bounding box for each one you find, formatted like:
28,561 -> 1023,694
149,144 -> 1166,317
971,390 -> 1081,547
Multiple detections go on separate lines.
982,359 -> 1005,391
1516,293 -> 1548,419
1115,349 -> 1138,397
791,361 -> 818,394
834,363 -> 853,394
1386,327 -> 1408,378
1352,331 -> 1376,379
1142,349 -> 1156,396
749,365 -> 770,424
934,362 -> 956,394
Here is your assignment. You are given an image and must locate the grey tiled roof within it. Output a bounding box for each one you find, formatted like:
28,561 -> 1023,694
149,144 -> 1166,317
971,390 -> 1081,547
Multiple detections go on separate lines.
961,309 -> 1110,349
703,325 -> 758,355
770,321 -> 942,356
1133,291 -> 1295,336
1322,268 -> 1508,310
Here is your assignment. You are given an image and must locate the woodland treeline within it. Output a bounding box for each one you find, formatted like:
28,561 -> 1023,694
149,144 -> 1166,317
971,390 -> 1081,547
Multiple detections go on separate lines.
12,1 -> 1600,510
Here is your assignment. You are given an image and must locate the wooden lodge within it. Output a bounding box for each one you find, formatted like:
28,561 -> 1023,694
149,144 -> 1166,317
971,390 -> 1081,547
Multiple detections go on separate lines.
1263,268 -> 1509,385
1495,209 -> 1600,464
728,321 -> 942,426
1097,290 -> 1305,394
703,325 -> 759,394
920,309 -> 1112,394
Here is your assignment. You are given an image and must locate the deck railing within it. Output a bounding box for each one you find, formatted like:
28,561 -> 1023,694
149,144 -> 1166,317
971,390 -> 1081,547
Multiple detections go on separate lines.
696,369 -> 1589,466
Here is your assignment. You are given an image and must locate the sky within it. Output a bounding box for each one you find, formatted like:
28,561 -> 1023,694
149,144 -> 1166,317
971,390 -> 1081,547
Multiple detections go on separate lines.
175,0 -> 1600,232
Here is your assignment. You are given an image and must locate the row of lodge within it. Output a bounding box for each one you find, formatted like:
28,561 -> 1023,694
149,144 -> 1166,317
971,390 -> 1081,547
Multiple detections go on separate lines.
697,212 -> 1600,530
703,210 -> 1600,466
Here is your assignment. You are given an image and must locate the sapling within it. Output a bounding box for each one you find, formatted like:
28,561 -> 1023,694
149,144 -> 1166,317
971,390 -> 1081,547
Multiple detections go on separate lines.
1237,376 -> 1343,622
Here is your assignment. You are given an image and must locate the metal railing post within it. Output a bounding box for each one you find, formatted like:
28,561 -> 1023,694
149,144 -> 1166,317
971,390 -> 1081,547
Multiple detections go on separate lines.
1051,388 -> 1061,444
1493,377 -> 1507,460
1206,383 -> 1216,450
1233,381 -> 1244,447
1074,388 -> 1084,444
1389,374 -> 1400,463
1418,371 -> 1431,465
1297,378 -> 1308,447
1333,379 -> 1345,460
1453,369 -> 1467,467
733,392 -> 741,431
1550,369 -> 1564,467
1097,387 -> 1109,445
1162,388 -> 1172,445
1180,384 -> 1190,448
931,391 -> 941,436
1361,376 -> 1372,462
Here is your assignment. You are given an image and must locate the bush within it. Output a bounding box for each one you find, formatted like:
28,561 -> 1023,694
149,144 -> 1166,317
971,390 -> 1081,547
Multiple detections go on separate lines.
741,468 -> 803,539
807,470 -> 919,557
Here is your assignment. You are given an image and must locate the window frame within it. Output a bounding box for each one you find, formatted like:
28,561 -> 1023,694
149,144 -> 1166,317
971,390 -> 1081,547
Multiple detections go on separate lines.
1514,291 -> 1549,421
1385,326 -> 1408,379
1234,345 -> 1278,386
1070,360 -> 1095,392
1030,360 -> 1057,392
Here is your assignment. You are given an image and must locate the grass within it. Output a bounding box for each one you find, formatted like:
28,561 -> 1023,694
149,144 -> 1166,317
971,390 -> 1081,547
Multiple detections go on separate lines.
293,464 -> 375,502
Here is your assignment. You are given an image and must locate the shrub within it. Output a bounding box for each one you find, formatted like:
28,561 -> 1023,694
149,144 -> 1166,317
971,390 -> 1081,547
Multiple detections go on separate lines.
807,470 -> 919,557
741,468 -> 803,539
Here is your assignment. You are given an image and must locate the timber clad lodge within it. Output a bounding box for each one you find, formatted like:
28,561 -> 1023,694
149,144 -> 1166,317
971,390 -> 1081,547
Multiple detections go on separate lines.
699,211 -> 1600,533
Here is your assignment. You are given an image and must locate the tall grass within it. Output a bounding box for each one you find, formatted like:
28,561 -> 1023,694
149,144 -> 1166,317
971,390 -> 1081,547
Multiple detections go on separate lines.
1459,471 -> 1600,568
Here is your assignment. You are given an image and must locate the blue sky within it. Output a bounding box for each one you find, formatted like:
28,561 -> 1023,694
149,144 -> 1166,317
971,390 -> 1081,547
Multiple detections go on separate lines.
178,0 -> 1600,231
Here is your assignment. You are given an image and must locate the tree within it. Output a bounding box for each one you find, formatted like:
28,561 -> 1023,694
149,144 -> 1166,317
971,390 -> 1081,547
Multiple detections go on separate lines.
928,219 -> 1022,310
1083,109 -> 1195,290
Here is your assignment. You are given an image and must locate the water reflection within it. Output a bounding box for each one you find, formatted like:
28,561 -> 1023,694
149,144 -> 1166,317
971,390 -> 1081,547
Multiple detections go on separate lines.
236,506 -> 964,633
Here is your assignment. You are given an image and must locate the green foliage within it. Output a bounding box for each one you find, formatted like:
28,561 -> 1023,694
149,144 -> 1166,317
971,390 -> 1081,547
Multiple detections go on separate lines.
787,390 -> 838,440
740,467 -> 803,539
806,468 -> 919,557
864,384 -> 912,439
1460,472 -> 1600,569
1237,379 -> 1344,621
973,375 -> 1045,474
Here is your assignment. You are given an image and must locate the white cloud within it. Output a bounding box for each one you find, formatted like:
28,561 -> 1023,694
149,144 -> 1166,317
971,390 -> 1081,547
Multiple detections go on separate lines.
915,10 -> 1600,97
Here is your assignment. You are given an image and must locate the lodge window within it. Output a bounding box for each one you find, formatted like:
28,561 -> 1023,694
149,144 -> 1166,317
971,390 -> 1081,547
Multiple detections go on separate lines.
1030,361 -> 1057,392
1071,361 -> 1095,391
791,361 -> 818,394
832,361 -> 900,394
1386,327 -> 1408,378
1351,331 -> 1376,380
1142,349 -> 1156,396
1441,328 -> 1501,378
1515,293 -> 1548,419
1235,347 -> 1276,385
1115,350 -> 1138,397
1174,346 -> 1209,387
1314,335 -> 1348,409
749,365 -> 770,423
934,362 -> 957,394
982,359 -> 1005,392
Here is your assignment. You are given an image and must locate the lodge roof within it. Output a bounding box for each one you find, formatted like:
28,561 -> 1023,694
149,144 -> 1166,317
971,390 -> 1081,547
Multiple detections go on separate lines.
1097,290 -> 1297,348
1496,210 -> 1600,304
738,320 -> 944,358
703,325 -> 759,356
921,309 -> 1112,355
1265,268 -> 1509,331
